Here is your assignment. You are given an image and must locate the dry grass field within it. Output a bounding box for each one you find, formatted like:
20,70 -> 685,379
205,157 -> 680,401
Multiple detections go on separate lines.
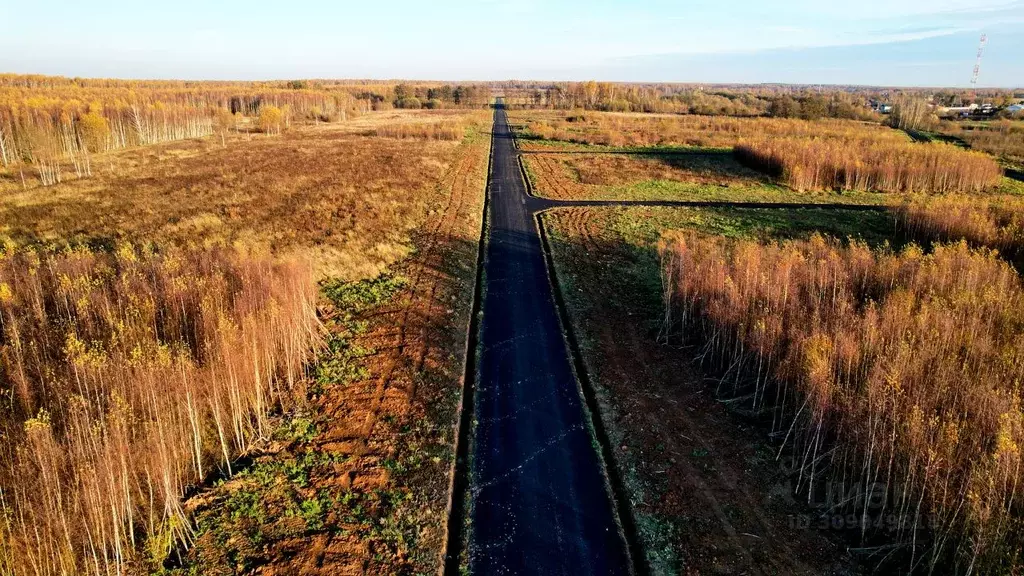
509,109 -> 899,150
0,109 -> 490,279
173,117 -> 490,575
0,104 -> 491,575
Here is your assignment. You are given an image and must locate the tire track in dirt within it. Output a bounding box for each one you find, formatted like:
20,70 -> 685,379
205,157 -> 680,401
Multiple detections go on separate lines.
380,138 -> 480,431
360,142 -> 470,436
307,135 -> 487,573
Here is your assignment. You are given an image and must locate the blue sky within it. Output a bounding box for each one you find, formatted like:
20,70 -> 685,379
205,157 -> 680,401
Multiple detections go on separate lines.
0,0 -> 1021,86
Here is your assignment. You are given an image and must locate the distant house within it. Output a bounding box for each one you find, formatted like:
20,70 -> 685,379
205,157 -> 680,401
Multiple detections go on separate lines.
868,99 -> 893,113
1008,104 -> 1024,114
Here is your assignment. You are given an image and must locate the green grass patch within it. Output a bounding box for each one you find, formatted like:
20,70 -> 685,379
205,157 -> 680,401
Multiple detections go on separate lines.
994,176 -> 1024,195
314,274 -> 408,392
599,206 -> 897,248
159,274 -> 412,575
600,179 -> 892,205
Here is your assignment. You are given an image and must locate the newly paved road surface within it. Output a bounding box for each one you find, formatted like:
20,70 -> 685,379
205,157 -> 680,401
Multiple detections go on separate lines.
468,102 -> 632,574
462,100 -> 889,575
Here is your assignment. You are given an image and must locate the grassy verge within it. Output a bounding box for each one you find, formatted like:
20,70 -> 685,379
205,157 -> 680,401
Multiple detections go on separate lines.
599,180 -> 889,204
995,176 -> 1024,194
590,206 -> 898,247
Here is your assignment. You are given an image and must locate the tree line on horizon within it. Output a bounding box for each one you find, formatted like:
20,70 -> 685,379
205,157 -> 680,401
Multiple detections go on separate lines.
0,74 -> 491,188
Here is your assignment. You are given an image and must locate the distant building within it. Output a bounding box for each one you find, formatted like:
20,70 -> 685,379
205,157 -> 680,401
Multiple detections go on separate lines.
1007,104 -> 1024,114
940,103 -> 979,118
868,99 -> 893,114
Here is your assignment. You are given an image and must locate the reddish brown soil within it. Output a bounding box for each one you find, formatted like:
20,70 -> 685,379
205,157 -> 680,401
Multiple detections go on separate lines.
278,135 -> 486,575
177,131 -> 489,576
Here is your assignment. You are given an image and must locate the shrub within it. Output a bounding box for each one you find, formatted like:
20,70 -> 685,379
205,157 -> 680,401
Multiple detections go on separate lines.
395,97 -> 421,110
77,111 -> 110,152
0,245 -> 320,575
735,138 -> 1001,193
258,105 -> 285,134
661,233 -> 1024,572
897,195 -> 1024,266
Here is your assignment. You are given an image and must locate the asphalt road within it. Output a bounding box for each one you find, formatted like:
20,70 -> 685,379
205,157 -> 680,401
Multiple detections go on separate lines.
460,100 -> 889,575
468,102 -> 632,575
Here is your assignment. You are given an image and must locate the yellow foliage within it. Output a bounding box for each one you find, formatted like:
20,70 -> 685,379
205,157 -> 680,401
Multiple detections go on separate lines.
258,105 -> 284,135
661,233 -> 1024,569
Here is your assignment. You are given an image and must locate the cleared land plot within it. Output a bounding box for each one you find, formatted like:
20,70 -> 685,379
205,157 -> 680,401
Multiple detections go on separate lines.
541,206 -> 896,574
0,110 -> 491,575
523,151 -> 892,204
508,109 -> 900,151
0,110 -> 490,280
177,118 -> 489,575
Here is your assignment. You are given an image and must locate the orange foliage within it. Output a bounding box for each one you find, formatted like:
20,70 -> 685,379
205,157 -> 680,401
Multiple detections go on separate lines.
736,138 -> 1002,193
0,245 -> 320,574
515,111 -> 898,149
943,119 -> 1024,165
898,195 -> 1024,265
661,233 -> 1024,572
